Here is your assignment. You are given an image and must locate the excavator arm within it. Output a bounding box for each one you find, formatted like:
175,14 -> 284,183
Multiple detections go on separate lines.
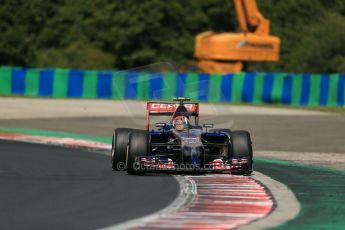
194,0 -> 280,73
234,0 -> 269,35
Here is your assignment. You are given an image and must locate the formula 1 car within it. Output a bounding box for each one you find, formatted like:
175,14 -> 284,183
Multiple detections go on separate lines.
111,98 -> 253,175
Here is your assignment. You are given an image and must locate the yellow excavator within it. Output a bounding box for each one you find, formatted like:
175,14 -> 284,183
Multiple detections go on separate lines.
194,0 -> 280,73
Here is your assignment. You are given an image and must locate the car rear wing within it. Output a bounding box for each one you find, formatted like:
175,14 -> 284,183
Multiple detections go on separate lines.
146,101 -> 199,130
147,102 -> 199,116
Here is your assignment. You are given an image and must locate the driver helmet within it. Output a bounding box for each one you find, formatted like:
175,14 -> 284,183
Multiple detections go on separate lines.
173,116 -> 190,131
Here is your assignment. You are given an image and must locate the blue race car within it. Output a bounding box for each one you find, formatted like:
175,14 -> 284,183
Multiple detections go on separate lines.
111,98 -> 253,175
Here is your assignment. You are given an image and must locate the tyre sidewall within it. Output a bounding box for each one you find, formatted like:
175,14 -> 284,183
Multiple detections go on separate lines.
230,130 -> 253,175
112,128 -> 132,170
127,130 -> 150,175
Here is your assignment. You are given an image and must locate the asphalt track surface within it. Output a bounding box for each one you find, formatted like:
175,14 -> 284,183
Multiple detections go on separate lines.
0,140 -> 179,230
1,112 -> 345,229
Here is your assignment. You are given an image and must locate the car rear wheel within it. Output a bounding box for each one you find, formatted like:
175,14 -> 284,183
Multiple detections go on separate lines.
127,130 -> 150,175
111,128 -> 132,171
230,130 -> 253,175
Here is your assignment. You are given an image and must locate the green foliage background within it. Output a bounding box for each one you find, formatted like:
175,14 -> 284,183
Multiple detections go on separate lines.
0,0 -> 344,73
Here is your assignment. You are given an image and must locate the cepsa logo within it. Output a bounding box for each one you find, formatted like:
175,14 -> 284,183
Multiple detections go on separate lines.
149,103 -> 197,112
150,103 -> 176,109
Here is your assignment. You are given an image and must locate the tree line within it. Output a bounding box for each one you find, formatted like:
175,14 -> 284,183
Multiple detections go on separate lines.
0,0 -> 344,73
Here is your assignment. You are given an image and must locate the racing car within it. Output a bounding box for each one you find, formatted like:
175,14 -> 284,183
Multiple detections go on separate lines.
111,98 -> 253,175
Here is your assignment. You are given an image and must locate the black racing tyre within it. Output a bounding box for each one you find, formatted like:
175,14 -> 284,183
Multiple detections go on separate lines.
111,128 -> 132,171
127,130 -> 150,175
230,130 -> 253,175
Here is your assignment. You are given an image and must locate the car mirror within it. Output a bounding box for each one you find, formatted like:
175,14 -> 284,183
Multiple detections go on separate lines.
203,124 -> 214,128
155,123 -> 166,128
203,124 -> 214,132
